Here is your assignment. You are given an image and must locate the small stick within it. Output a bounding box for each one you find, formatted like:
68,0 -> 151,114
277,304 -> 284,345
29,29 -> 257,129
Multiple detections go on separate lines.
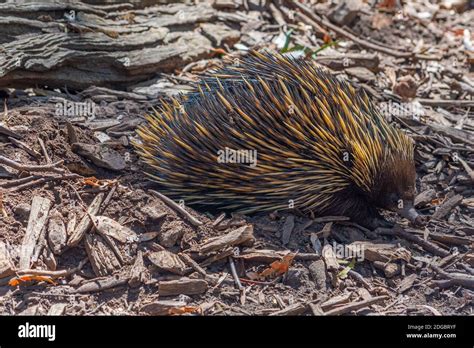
16,258 -> 89,279
37,138 -> 51,164
431,264 -> 474,289
10,174 -> 80,192
0,175 -> 40,188
376,226 -> 450,257
457,157 -> 474,183
345,267 -> 372,289
0,123 -> 21,139
8,137 -> 41,158
269,2 -> 286,26
323,295 -> 388,315
149,189 -> 203,227
239,276 -> 282,286
99,184 -> 117,214
67,182 -> 86,207
228,257 -> 243,290
0,155 -> 64,173
417,98 -> 474,108
179,252 -> 207,277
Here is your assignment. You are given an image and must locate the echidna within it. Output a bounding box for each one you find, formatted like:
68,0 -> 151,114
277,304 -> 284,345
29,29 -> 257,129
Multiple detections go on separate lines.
135,51 -> 422,228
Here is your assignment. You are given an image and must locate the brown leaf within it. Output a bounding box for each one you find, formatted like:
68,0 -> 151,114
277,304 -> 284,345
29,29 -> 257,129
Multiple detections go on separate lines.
168,306 -> 202,315
258,253 -> 296,279
9,275 -> 57,287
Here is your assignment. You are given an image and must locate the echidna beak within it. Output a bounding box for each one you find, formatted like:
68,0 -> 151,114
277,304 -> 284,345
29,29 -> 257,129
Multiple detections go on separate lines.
398,205 -> 426,226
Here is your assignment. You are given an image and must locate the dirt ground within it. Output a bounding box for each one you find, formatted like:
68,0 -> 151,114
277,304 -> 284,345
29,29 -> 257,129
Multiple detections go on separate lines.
0,0 -> 473,316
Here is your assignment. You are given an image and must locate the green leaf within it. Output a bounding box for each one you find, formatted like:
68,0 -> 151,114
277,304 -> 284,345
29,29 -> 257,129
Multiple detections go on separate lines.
311,40 -> 340,58
337,258 -> 356,279
280,29 -> 294,53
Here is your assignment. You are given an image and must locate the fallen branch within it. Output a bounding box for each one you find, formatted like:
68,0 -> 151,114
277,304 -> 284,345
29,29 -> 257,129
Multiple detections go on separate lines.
0,155 -> 64,173
431,264 -> 474,289
75,276 -> 130,293
9,174 -> 81,192
16,258 -> 88,279
376,226 -> 450,257
8,137 -> 41,158
417,98 -> 474,108
323,295 -> 388,315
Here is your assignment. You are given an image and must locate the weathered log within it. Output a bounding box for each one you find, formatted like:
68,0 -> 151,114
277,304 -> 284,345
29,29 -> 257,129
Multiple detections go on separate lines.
0,2 -> 216,90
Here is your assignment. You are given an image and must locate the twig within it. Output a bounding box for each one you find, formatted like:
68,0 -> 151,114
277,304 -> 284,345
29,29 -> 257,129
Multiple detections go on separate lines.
179,252 -> 207,277
8,137 -> 41,158
65,184 -> 87,213
457,157 -> 474,183
15,258 -> 88,279
0,155 -> 64,173
239,276 -> 282,286
417,98 -> 474,108
376,226 -> 450,257
323,295 -> 388,315
417,305 -> 442,316
269,2 -> 286,26
37,137 -> 52,164
0,175 -> 40,188
431,194 -> 463,220
99,183 -> 117,214
86,302 -> 107,315
0,123 -> 21,139
228,257 -> 244,290
149,189 -> 203,227
346,268 -> 372,289
431,264 -> 474,289
10,174 -> 80,192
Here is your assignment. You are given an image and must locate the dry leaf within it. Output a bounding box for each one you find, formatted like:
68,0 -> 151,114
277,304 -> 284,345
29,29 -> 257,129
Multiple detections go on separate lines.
258,253 -> 295,279
168,306 -> 202,315
211,48 -> 227,56
9,275 -> 57,287
323,33 -> 332,44
83,177 -> 116,188
451,28 -> 465,37
377,0 -> 398,10
392,75 -> 418,100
